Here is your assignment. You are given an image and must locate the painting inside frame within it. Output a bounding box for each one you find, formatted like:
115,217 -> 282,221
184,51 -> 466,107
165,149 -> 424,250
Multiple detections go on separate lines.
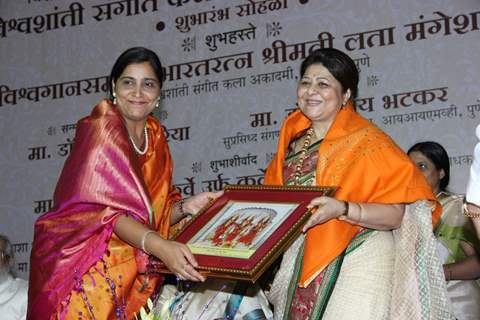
187,200 -> 300,259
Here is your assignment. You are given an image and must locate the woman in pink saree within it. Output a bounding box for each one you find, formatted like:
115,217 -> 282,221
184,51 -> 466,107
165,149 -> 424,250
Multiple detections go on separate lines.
27,47 -> 219,320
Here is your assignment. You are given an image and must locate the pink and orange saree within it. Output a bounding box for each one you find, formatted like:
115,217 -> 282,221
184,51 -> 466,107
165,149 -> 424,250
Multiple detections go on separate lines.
28,100 -> 180,319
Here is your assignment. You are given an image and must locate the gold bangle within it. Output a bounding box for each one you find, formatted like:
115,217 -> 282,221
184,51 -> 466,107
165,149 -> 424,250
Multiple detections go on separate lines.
140,230 -> 156,254
342,201 -> 349,216
464,202 -> 480,219
338,201 -> 349,219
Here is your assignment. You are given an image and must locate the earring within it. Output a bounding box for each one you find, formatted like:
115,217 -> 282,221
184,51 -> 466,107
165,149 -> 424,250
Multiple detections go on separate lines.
112,92 -> 117,105
155,99 -> 160,108
440,169 -> 445,179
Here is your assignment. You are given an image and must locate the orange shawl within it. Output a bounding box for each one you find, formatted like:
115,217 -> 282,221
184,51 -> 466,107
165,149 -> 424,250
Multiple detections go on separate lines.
264,101 -> 439,287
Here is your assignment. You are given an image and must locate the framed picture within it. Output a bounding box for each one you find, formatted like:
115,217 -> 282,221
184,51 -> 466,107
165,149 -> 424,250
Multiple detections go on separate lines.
153,184 -> 336,282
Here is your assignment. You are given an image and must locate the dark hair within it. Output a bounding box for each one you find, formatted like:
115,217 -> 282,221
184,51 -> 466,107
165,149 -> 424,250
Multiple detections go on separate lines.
0,234 -> 14,275
108,47 -> 163,99
407,141 -> 450,191
300,48 -> 359,99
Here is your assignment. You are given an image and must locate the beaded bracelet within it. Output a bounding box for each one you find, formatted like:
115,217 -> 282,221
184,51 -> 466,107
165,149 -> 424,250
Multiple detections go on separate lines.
140,230 -> 156,254
464,202 -> 480,219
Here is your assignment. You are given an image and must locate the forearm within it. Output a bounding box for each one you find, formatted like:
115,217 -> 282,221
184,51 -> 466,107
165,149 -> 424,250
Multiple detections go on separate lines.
444,255 -> 480,281
340,202 -> 405,230
170,192 -> 222,225
114,213 -> 204,281
113,214 -> 165,254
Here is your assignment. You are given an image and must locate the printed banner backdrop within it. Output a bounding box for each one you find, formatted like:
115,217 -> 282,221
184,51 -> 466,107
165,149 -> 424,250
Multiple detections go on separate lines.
0,0 -> 479,279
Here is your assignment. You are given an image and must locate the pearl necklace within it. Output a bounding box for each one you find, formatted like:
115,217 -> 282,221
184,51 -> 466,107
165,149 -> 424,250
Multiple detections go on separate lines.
294,127 -> 315,185
130,127 -> 148,155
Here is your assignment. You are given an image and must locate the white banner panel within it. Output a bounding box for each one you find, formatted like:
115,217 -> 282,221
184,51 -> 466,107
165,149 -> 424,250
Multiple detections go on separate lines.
0,0 -> 479,279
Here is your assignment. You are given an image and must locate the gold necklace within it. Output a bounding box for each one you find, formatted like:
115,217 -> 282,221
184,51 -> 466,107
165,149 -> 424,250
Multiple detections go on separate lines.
294,127 -> 315,185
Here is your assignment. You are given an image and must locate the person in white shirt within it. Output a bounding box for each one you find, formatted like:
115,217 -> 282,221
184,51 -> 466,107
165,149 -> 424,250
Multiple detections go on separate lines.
0,235 -> 28,320
465,124 -> 480,238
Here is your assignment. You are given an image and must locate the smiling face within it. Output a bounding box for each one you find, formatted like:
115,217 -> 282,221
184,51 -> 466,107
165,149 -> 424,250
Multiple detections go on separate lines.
297,63 -> 350,126
409,150 -> 444,194
112,62 -> 160,126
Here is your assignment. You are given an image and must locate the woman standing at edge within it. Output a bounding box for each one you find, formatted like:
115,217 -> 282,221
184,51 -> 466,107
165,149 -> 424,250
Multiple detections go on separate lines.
466,124 -> 480,238
27,47 -> 220,320
409,141 -> 480,319
264,48 -> 452,319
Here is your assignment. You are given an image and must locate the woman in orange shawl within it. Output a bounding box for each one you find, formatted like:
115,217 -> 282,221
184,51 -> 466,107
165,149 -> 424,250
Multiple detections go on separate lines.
264,48 -> 452,319
28,47 -> 220,320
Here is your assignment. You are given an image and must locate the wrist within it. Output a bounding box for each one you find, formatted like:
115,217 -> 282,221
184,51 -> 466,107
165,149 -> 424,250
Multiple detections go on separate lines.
339,202 -> 362,224
338,200 -> 349,219
444,264 -> 453,281
141,230 -> 157,255
145,233 -> 167,257
176,198 -> 191,218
